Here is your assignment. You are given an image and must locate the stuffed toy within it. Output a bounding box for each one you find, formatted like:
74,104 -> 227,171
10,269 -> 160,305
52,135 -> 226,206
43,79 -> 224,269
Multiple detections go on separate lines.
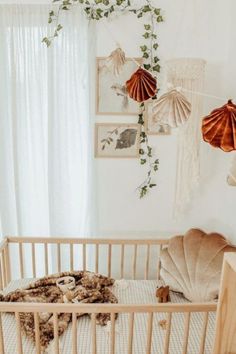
156,285 -> 170,303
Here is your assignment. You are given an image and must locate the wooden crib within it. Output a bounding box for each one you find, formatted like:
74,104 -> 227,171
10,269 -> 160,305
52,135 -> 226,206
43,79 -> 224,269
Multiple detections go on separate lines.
0,236 -> 234,354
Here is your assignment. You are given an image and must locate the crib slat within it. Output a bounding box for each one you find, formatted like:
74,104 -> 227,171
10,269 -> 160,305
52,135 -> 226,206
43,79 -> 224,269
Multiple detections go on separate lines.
0,256 -> 3,290
145,245 -> 150,280
44,243 -> 49,276
53,313 -> 59,354
57,244 -> 61,273
34,312 -> 41,354
2,251 -> 7,287
32,243 -> 36,278
182,312 -> 191,354
108,244 -> 112,277
199,312 -> 209,354
110,312 -> 115,354
128,313 -> 134,354
132,244 -> 137,280
15,312 -> 23,354
4,246 -> 10,284
19,243 -> 24,279
83,244 -> 86,270
70,244 -> 74,271
95,244 -> 99,273
157,245 -> 163,280
120,244 -> 124,279
1,252 -> 6,288
72,312 -> 77,354
146,312 -> 153,354
164,313 -> 172,354
0,313 -> 5,354
91,313 -> 97,354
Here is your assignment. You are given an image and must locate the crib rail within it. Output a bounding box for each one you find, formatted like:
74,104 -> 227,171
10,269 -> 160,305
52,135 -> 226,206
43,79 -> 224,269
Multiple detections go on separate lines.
0,301 -> 216,354
7,237 -> 169,281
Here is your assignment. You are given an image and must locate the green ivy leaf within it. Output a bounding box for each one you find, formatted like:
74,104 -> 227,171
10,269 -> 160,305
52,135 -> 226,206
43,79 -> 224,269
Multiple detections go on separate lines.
141,159 -> 147,165
153,56 -> 159,63
153,64 -> 160,72
143,32 -> 150,39
143,52 -> 149,59
157,16 -> 164,22
144,64 -> 151,70
143,5 -> 151,12
144,24 -> 151,30
140,45 -> 147,52
154,8 -> 161,15
153,43 -> 159,50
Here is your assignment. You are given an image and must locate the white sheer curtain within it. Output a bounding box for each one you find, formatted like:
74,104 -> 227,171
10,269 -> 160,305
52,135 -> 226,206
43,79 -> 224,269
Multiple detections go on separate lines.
0,5 -> 95,274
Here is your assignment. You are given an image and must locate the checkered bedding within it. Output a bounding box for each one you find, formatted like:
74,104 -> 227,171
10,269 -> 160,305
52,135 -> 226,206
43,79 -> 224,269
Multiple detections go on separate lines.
1,279 -> 215,353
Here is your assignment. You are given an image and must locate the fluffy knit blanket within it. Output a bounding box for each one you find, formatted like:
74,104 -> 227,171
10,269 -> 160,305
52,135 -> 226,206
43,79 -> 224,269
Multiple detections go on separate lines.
0,271 -> 117,350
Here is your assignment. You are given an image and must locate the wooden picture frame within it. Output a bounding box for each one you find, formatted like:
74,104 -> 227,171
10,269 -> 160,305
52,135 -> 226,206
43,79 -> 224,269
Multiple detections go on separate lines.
96,57 -> 142,115
144,99 -> 171,135
95,123 -> 140,158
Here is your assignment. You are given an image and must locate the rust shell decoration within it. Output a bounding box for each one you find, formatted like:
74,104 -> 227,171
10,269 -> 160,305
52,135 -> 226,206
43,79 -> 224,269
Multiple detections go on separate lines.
202,99 -> 236,152
126,68 -> 157,102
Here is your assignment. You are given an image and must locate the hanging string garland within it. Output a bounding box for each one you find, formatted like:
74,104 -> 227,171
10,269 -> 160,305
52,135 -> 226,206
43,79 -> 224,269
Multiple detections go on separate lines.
202,99 -> 236,152
44,0 -> 164,199
126,67 -> 157,102
152,87 -> 191,128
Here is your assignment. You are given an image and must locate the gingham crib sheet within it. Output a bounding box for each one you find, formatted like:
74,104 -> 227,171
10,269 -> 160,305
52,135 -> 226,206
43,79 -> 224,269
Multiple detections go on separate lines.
1,279 -> 216,354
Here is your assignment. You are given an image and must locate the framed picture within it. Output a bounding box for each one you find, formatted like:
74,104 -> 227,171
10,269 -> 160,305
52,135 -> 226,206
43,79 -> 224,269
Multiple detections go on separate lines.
95,123 -> 140,158
96,57 -> 142,115
144,99 -> 171,135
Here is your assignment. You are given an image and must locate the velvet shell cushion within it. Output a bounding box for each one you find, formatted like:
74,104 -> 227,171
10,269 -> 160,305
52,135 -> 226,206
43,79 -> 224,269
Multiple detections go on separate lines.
160,228 -> 236,302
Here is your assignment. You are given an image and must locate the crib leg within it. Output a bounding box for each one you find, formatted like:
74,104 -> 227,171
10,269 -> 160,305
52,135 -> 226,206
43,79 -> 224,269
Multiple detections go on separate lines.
213,253 -> 236,354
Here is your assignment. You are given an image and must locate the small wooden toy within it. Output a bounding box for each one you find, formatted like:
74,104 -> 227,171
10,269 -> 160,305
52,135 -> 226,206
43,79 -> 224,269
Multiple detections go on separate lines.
156,285 -> 170,303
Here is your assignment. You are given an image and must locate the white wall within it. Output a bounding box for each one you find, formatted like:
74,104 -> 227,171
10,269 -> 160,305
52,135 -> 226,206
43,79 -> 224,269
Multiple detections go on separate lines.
1,0 -> 235,242
95,0 -> 236,242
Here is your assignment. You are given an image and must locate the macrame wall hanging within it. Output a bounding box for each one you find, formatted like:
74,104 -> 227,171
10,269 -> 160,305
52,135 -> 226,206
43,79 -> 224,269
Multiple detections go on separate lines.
166,58 -> 206,218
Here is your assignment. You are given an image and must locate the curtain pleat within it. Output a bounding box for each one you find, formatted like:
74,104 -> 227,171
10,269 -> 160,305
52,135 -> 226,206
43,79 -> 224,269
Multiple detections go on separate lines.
0,5 -> 95,275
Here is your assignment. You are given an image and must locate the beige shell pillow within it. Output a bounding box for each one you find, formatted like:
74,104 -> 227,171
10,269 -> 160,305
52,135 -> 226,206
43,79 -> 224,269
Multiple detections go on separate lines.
160,228 -> 236,302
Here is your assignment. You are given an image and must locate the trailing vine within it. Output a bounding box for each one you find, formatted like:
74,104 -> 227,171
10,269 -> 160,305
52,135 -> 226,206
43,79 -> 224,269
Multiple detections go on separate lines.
43,0 -> 164,198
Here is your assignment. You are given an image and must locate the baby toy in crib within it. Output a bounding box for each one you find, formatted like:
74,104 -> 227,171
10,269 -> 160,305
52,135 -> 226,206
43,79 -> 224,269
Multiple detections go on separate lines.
156,285 -> 170,303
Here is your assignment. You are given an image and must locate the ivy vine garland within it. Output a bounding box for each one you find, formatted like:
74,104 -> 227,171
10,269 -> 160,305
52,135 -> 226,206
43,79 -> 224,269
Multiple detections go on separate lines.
43,0 -> 164,198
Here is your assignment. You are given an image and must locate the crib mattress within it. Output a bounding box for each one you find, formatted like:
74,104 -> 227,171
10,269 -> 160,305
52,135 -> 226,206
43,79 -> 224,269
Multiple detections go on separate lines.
1,279 -> 215,354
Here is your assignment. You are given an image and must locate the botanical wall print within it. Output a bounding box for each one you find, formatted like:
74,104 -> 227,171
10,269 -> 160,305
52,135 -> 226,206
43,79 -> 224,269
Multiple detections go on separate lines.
95,123 -> 140,158
96,57 -> 141,115
145,99 -> 171,135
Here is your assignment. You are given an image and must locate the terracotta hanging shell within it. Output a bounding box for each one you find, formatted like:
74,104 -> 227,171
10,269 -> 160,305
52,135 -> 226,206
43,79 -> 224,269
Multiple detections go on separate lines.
202,99 -> 236,152
160,228 -> 236,302
152,89 -> 191,128
106,48 -> 126,76
126,68 -> 157,102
